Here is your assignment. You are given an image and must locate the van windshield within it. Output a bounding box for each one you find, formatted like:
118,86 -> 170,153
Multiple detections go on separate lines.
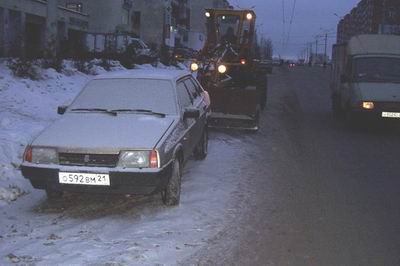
354,57 -> 400,83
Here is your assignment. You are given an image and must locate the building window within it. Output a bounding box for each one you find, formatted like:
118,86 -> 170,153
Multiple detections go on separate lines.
132,11 -> 141,27
122,9 -> 129,25
66,3 -> 83,12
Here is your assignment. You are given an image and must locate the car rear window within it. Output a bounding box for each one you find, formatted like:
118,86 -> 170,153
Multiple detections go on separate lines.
70,78 -> 177,115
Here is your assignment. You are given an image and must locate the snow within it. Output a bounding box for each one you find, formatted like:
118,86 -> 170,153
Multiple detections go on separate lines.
0,60 -> 89,206
0,59 -> 250,265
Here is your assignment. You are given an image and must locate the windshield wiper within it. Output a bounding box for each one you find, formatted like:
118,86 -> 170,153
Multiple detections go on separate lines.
70,108 -> 117,116
110,109 -> 166,118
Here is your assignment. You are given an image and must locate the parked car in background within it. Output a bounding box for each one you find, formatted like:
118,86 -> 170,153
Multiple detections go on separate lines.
173,47 -> 198,62
125,37 -> 158,64
21,70 -> 211,206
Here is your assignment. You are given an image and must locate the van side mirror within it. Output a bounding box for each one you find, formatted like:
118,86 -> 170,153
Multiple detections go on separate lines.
183,107 -> 200,120
57,105 -> 68,115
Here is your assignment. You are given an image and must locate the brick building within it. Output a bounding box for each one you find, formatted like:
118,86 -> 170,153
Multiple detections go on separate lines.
337,0 -> 400,44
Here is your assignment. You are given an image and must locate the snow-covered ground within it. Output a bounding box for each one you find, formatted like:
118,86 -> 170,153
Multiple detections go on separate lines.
0,60 -> 251,265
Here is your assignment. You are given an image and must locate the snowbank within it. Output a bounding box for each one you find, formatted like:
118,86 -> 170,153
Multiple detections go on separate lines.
0,61 -> 90,205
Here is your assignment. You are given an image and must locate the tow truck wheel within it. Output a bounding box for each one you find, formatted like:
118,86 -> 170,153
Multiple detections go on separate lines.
162,159 -> 182,206
194,127 -> 208,160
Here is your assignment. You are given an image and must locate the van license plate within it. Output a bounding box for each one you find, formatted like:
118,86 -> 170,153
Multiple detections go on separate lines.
382,112 -> 400,118
59,172 -> 110,186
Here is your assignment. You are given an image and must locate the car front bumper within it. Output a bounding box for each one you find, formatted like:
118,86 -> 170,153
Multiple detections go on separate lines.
21,162 -> 173,195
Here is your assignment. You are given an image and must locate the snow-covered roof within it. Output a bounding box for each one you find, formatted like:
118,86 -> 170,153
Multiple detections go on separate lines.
93,69 -> 191,82
348,34 -> 400,56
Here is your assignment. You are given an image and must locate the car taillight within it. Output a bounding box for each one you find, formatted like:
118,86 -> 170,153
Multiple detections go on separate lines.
24,146 -> 32,162
240,59 -> 246,65
150,150 -> 159,168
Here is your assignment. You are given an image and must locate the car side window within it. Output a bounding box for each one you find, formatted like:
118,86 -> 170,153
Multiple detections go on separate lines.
177,81 -> 192,110
190,77 -> 204,95
183,79 -> 199,100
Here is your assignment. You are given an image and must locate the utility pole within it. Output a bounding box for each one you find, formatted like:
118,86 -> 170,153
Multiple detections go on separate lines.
324,32 -> 328,65
315,38 -> 318,65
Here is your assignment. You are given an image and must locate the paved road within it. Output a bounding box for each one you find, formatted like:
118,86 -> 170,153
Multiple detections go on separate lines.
188,66 -> 400,265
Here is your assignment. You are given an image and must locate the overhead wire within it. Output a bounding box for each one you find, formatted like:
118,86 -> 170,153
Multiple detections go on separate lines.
285,0 -> 297,48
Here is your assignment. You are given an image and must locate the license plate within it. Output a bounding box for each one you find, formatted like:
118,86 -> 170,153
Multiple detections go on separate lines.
59,172 -> 110,186
382,112 -> 400,118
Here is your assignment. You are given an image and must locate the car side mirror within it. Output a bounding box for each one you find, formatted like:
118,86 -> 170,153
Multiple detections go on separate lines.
57,105 -> 68,115
183,107 -> 200,120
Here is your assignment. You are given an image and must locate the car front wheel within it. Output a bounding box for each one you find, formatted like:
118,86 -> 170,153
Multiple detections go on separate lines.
162,159 -> 182,206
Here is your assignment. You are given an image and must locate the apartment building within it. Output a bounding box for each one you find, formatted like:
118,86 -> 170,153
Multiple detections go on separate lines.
58,0 -> 135,34
130,0 -> 190,49
0,0 -> 89,58
337,0 -> 400,44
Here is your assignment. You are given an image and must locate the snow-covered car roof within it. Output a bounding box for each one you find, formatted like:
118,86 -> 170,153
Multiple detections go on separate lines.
93,69 -> 191,82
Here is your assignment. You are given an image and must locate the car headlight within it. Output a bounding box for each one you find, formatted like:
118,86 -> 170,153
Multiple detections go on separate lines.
118,150 -> 159,168
30,147 -> 58,164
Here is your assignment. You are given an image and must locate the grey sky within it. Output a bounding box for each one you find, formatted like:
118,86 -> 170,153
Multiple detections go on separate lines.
234,0 -> 360,58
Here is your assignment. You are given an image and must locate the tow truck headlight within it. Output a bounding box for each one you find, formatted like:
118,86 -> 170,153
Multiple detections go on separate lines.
28,147 -> 58,164
118,150 -> 159,168
191,62 -> 199,72
218,65 -> 227,74
362,101 -> 375,110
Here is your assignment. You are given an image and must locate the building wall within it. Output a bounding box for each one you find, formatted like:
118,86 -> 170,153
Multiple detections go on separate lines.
58,0 -> 137,34
0,0 -> 89,58
188,0 -> 231,51
337,0 -> 400,44
132,0 -> 165,47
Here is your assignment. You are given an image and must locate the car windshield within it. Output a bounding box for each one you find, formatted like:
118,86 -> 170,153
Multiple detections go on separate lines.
354,57 -> 400,83
69,79 -> 177,115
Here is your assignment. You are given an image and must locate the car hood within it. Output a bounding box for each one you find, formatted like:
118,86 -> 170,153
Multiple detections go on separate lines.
356,82 -> 400,102
32,113 -> 176,152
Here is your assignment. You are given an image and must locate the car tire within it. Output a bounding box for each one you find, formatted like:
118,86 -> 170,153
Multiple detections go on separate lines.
45,188 -> 63,200
162,159 -> 182,206
194,127 -> 208,160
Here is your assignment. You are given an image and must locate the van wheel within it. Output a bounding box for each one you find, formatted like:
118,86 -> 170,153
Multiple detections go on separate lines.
162,159 -> 181,206
45,188 -> 63,200
194,127 -> 208,160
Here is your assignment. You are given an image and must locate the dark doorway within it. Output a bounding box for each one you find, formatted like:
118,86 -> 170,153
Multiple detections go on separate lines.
67,29 -> 86,59
25,14 -> 45,59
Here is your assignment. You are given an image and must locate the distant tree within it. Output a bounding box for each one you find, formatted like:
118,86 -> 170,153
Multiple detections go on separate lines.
259,37 -> 273,60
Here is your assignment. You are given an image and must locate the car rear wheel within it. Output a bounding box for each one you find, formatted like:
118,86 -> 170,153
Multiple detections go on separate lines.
45,188 -> 63,200
194,127 -> 208,160
162,159 -> 182,206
